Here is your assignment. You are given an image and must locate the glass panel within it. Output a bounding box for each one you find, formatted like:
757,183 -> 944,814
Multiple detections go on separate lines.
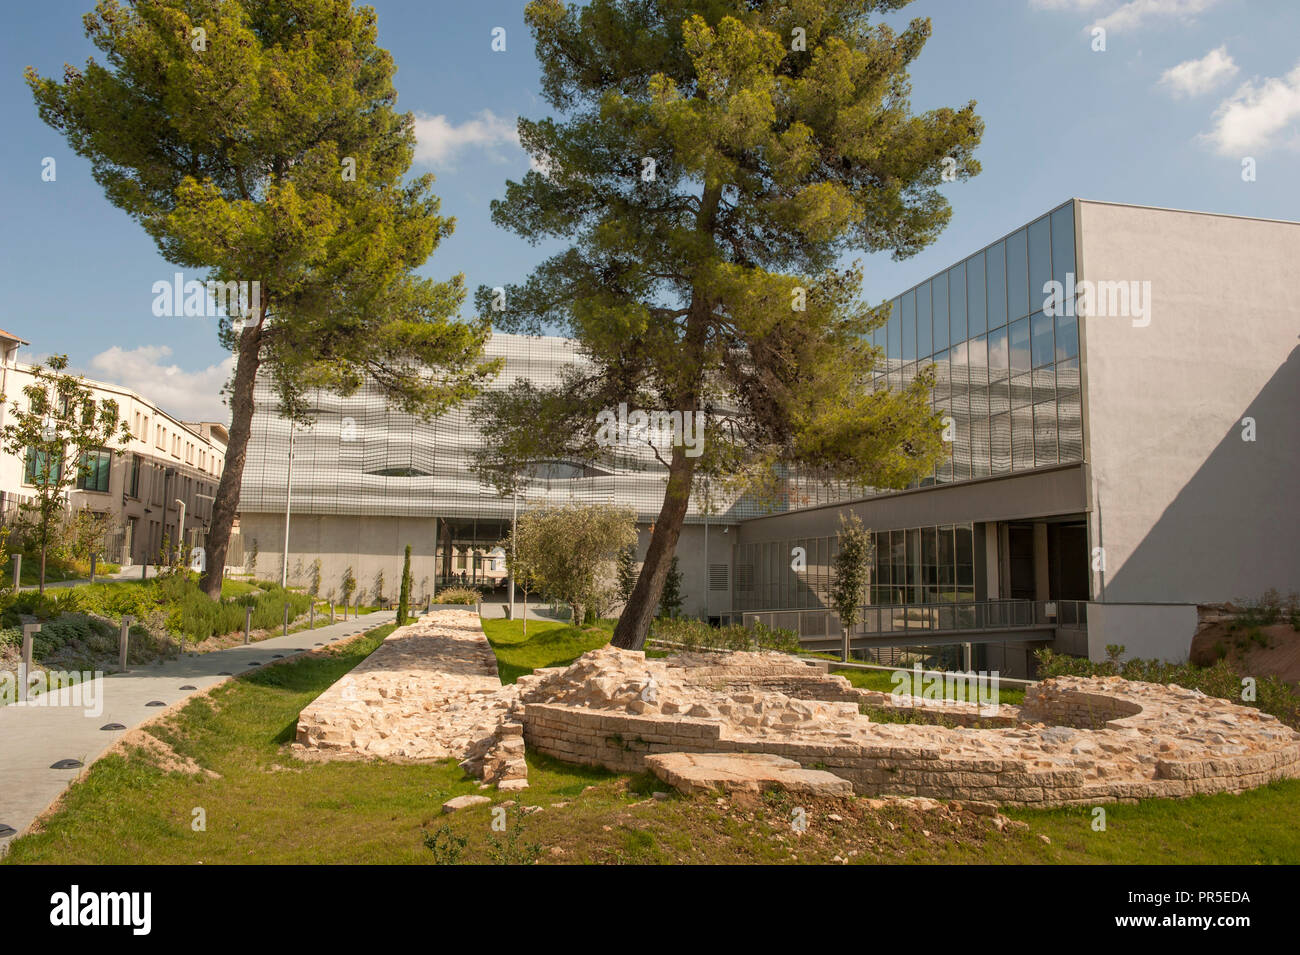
922,526 -> 939,603
1055,310 -> 1079,362
1011,405 -> 1034,470
991,412 -> 1011,473
932,266 -> 949,348
971,414 -> 990,478
948,261 -> 967,346
989,375 -> 1009,416
968,335 -> 988,419
1010,372 -> 1033,410
967,252 -> 986,337
935,527 -> 956,595
1028,216 -> 1052,316
1034,401 -> 1059,466
917,280 -> 932,359
1009,317 -> 1030,375
1006,229 -> 1029,321
887,298 -> 900,361
932,350 -> 950,402
890,530 -> 907,605
1051,202 -> 1076,293
955,525 -> 974,588
1031,310 -> 1055,368
902,289 -> 916,361
987,324 -> 1009,378
1058,368 -> 1083,462
952,413 -> 971,481
986,240 -> 1007,330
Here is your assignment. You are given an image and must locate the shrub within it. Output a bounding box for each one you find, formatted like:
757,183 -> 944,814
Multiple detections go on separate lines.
649,617 -> 800,654
433,586 -> 480,606
1034,646 -> 1300,730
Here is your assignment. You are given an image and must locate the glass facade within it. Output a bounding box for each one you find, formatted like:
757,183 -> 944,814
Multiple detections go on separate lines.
869,200 -> 1082,487
731,522 -> 975,614
240,333 -> 763,525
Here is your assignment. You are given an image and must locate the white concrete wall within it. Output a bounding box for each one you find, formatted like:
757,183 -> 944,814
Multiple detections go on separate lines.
1086,602 -> 1198,663
1078,202 -> 1300,604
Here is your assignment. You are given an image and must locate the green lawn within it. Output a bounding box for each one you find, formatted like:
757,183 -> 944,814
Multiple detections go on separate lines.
6,617 -> 1296,865
481,618 -> 617,683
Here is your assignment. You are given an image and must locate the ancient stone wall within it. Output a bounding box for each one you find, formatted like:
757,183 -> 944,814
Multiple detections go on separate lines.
519,649 -> 1300,807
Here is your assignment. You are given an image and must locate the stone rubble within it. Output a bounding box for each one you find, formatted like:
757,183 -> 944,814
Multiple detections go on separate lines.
293,614 -> 1300,808
292,609 -> 527,787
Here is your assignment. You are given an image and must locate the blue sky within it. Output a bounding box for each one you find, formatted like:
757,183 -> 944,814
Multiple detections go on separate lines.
1,0 -> 1297,422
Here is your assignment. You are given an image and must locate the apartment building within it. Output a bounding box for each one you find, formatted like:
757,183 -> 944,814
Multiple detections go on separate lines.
0,328 -> 228,567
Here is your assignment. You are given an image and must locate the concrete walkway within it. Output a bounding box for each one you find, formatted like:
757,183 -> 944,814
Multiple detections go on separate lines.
0,608 -> 397,855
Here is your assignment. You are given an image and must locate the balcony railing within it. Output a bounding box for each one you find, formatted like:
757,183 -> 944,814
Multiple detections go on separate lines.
743,599 -> 1087,642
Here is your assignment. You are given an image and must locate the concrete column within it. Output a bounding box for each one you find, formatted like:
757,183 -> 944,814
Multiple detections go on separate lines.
983,522 -> 1000,601
1033,522 -> 1050,602
20,624 -> 39,702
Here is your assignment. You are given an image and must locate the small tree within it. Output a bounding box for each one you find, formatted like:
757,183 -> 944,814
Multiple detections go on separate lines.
308,558 -> 322,597
374,569 -> 386,608
247,538 -> 259,576
830,514 -> 875,662
657,557 -> 684,619
341,567 -> 357,608
0,355 -> 130,592
616,545 -> 638,608
509,504 -> 637,625
397,545 -> 412,625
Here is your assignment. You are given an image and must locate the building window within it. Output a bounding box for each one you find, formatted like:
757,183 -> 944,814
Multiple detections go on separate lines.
129,453 -> 141,498
77,449 -> 112,492
23,447 -> 63,486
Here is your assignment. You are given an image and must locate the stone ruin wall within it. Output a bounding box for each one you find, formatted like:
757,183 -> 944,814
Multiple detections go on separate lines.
520,653 -> 1300,808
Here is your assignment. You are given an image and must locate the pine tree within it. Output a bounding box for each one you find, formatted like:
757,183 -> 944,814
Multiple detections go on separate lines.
616,545 -> 638,606
658,557 -> 684,619
398,544 -> 412,625
27,0 -> 498,599
476,0 -> 980,649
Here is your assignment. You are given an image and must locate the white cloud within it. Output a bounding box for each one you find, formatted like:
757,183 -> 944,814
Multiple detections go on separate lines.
1159,46 -> 1239,97
1203,61 -> 1300,155
1031,0 -> 1224,32
1028,0 -> 1107,10
1089,0 -> 1222,33
86,345 -> 233,423
412,109 -> 520,166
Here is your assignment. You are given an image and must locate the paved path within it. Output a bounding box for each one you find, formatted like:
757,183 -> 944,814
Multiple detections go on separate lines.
0,609 -> 397,855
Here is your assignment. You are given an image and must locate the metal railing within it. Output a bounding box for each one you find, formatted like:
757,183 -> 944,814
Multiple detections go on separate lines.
743,599 -> 1088,642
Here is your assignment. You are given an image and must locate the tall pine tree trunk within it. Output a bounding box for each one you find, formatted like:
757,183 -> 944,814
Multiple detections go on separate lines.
200,323 -> 263,599
611,444 -> 698,650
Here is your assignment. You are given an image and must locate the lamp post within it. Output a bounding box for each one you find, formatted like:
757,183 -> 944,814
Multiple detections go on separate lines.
174,498 -> 185,566
281,424 -> 294,588
508,487 -> 518,622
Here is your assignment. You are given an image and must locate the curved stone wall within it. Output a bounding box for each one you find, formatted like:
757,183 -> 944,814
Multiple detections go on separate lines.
517,648 -> 1300,807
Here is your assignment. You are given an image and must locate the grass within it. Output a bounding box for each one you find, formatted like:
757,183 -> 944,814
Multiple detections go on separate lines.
6,618 -> 1297,865
481,618 -> 618,684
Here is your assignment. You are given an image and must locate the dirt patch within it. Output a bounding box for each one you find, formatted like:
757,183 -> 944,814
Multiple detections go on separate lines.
511,785 -> 1033,864
119,730 -> 221,778
1191,622 -> 1300,688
